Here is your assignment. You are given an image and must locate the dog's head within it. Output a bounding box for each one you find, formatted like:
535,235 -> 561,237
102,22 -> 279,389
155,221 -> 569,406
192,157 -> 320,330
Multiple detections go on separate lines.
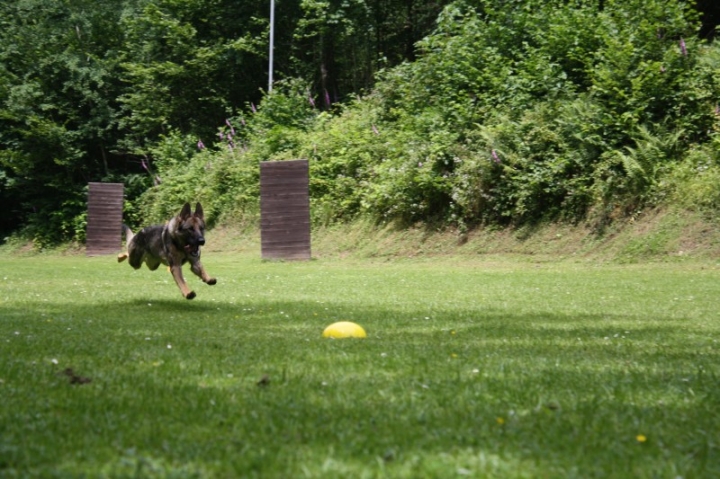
176,202 -> 206,257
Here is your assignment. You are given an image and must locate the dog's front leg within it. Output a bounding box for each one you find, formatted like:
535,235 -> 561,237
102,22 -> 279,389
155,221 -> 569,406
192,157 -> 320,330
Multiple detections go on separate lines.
190,259 -> 217,286
169,265 -> 196,300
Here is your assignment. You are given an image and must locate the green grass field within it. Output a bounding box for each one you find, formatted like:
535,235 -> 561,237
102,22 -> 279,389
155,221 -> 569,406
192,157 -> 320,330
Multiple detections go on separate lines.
1,252 -> 719,478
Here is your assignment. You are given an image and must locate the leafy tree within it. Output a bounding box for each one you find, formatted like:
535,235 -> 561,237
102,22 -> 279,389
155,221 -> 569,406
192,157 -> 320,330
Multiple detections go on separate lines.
0,0 -> 128,243
292,0 -> 450,105
116,0 -> 272,152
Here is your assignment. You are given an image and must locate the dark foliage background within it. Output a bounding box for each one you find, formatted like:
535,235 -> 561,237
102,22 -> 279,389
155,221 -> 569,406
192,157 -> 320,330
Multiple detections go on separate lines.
0,0 -> 718,245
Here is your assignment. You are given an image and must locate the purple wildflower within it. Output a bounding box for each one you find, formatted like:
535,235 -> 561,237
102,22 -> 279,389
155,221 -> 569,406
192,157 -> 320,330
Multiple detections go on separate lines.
372,124 -> 379,135
218,131 -> 224,140
308,94 -> 316,108
250,103 -> 257,113
660,65 -> 666,73
225,119 -> 235,136
141,157 -> 160,183
197,139 -> 205,150
491,149 -> 501,164
240,117 -> 246,127
679,38 -> 687,56
324,89 -> 331,108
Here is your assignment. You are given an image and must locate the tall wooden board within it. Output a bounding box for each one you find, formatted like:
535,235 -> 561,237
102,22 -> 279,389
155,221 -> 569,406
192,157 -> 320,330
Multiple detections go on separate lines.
260,160 -> 311,260
86,182 -> 124,256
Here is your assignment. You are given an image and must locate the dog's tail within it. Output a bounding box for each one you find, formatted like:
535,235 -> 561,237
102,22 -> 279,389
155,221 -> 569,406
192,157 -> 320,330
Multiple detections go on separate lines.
117,224 -> 134,263
121,224 -> 135,245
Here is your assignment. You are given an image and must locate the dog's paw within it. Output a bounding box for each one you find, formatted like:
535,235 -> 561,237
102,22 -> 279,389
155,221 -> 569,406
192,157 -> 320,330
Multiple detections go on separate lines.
117,252 -> 128,263
207,278 -> 217,286
185,291 -> 196,300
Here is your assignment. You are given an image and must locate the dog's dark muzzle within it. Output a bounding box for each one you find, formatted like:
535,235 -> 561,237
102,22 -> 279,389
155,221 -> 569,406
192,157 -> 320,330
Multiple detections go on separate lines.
185,237 -> 204,257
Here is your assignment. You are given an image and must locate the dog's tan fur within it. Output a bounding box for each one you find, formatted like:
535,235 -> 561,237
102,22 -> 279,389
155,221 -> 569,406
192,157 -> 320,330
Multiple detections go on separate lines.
118,202 -> 216,299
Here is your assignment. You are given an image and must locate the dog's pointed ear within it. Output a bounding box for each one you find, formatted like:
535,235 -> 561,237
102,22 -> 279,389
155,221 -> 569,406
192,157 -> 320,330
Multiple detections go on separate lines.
194,202 -> 204,220
179,202 -> 192,220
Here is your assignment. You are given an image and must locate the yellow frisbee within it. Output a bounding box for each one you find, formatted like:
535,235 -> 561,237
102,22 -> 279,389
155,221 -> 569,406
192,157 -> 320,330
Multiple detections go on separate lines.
322,321 -> 367,339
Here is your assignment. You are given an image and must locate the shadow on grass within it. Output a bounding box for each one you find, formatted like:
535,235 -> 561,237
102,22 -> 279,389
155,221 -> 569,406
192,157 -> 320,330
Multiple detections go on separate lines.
127,297 -> 221,311
1,296 -> 719,477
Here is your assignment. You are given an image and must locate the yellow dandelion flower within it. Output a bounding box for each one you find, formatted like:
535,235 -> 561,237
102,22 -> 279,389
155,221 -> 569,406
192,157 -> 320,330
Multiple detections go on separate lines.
496,417 -> 505,425
636,434 -> 647,443
451,353 -> 458,358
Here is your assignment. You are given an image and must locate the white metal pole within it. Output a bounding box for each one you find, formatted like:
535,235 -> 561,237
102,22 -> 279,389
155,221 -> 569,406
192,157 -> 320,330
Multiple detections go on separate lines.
268,0 -> 275,92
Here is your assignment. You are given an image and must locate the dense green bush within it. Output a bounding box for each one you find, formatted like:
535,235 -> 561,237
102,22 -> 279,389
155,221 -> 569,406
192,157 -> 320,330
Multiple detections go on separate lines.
133,0 -> 720,233
130,79 -> 317,227
665,119 -> 720,216
132,131 -> 259,227
4,0 -> 449,244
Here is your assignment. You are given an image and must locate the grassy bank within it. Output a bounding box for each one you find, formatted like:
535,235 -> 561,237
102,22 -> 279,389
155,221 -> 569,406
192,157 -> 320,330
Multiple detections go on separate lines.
1,249 -> 719,477
201,207 -> 720,263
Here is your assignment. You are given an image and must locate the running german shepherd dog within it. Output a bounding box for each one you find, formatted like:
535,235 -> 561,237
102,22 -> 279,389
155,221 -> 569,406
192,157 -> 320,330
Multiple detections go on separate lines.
118,202 -> 217,299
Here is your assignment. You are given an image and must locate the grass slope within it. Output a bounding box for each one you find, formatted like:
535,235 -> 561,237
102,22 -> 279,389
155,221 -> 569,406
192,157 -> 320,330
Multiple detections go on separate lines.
1,250 -> 719,478
306,209 -> 720,262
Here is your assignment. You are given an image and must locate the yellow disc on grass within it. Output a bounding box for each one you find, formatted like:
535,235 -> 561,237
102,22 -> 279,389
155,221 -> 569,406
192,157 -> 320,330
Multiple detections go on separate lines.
322,321 -> 367,339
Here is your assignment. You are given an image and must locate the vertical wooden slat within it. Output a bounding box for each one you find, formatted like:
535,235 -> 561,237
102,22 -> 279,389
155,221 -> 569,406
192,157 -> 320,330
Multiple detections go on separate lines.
260,160 -> 311,260
86,182 -> 124,256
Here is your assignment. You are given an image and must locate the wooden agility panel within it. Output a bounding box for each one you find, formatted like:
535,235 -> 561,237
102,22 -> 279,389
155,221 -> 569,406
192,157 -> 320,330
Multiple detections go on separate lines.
260,160 -> 311,260
86,182 -> 124,256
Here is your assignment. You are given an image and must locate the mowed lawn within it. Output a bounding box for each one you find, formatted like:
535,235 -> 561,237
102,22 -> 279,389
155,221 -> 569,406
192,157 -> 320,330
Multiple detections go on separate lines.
1,252 -> 719,478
